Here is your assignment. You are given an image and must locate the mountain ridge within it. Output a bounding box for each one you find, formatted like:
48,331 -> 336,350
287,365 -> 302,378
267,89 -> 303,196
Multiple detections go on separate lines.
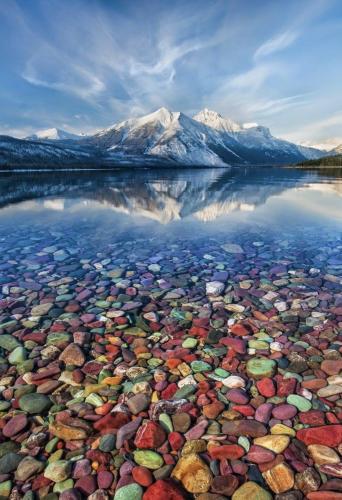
0,107 -> 332,169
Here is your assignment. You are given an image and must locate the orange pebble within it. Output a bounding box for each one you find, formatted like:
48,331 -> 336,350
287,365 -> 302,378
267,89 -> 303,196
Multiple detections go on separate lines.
166,358 -> 182,369
95,402 -> 114,415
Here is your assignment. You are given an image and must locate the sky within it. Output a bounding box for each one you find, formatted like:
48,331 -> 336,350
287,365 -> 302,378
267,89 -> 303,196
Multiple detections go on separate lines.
0,0 -> 342,147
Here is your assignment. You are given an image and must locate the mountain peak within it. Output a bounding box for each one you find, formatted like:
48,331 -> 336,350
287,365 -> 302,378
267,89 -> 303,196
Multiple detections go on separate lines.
193,108 -> 241,133
26,128 -> 79,141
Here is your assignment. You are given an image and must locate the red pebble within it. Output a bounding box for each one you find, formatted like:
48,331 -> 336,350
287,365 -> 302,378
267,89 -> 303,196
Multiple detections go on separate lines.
230,324 -> 249,336
307,493 -> 342,500
232,405 -> 255,417
299,410 -> 326,426
143,479 -> 187,500
134,421 -> 166,449
210,444 -> 245,460
132,466 -> 153,487
93,412 -> 130,435
168,432 -> 185,451
256,378 -> 276,398
297,425 -> 342,447
161,383 -> 178,399
276,377 -> 297,397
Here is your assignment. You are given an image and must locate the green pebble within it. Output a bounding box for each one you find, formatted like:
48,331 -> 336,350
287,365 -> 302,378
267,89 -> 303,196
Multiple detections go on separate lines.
47,333 -> 71,346
44,460 -> 71,482
0,442 -> 20,460
0,335 -> 20,352
8,346 -> 27,365
238,436 -> 250,452
248,340 -> 269,350
53,478 -> 74,493
172,385 -> 196,400
190,360 -> 212,373
283,372 -> 303,382
0,480 -> 12,497
85,393 -> 103,407
214,368 -> 230,378
48,450 -> 64,463
159,413 -> 173,433
0,401 -> 11,412
133,450 -> 164,470
99,434 -> 116,452
287,394 -> 312,412
182,338 -> 198,349
114,483 -> 143,500
19,393 -> 52,414
246,358 -> 276,379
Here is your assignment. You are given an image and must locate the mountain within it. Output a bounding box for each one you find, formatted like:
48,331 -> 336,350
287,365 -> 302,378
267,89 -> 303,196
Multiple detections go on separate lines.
26,128 -> 81,141
193,110 -> 324,163
89,107 -> 232,166
0,107 -> 328,169
0,135 -> 101,168
331,144 -> 342,155
193,108 -> 241,133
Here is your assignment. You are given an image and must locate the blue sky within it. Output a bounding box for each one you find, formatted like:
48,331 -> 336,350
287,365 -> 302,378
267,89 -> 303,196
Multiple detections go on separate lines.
1,0 -> 341,146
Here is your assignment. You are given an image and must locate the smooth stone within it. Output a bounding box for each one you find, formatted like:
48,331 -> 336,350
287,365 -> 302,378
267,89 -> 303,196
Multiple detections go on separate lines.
246,358 -> 277,379
44,460 -> 72,482
222,420 -> 267,438
114,483 -> 143,500
19,393 -> 52,414
171,453 -> 213,494
191,360 -> 212,373
15,456 -> 44,481
59,343 -> 85,366
3,413 -> 28,437
0,452 -> 23,474
232,481 -> 272,500
287,395 -> 312,412
0,334 -> 20,351
182,338 -> 198,349
317,385 -> 342,398
206,281 -> 225,296
254,435 -> 290,453
31,302 -> 53,316
8,346 -> 27,364
133,450 -> 164,470
127,394 -> 150,414
297,425 -> 342,447
263,463 -> 295,494
307,444 -> 340,465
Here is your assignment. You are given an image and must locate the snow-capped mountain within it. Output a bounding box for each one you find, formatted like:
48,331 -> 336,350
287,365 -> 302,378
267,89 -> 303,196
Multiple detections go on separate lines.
1,107 -> 328,169
26,128 -> 81,141
331,144 -> 342,154
193,110 -> 324,163
193,108 -> 241,133
89,107 -> 239,166
0,135 -> 98,168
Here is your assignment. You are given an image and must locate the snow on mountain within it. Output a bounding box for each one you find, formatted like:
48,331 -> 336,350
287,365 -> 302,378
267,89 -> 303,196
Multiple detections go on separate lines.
194,109 -> 324,163
331,144 -> 342,154
1,107 -> 328,169
26,128 -> 81,141
0,135 -> 95,169
90,107 -> 233,166
192,108 -> 241,133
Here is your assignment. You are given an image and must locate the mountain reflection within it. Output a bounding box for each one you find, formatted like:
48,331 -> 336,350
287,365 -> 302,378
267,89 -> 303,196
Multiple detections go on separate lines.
0,167 -> 340,224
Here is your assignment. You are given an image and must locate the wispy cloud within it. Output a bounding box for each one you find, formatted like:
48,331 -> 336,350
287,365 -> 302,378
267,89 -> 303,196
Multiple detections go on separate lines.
0,0 -> 339,143
254,30 -> 299,59
247,94 -> 311,116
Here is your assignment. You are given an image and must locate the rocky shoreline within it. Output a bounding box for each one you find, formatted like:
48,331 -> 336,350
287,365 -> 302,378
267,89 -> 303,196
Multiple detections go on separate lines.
0,225 -> 341,499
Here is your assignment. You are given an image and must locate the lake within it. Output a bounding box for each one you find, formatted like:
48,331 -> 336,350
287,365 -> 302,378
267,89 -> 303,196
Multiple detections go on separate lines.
0,166 -> 341,499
